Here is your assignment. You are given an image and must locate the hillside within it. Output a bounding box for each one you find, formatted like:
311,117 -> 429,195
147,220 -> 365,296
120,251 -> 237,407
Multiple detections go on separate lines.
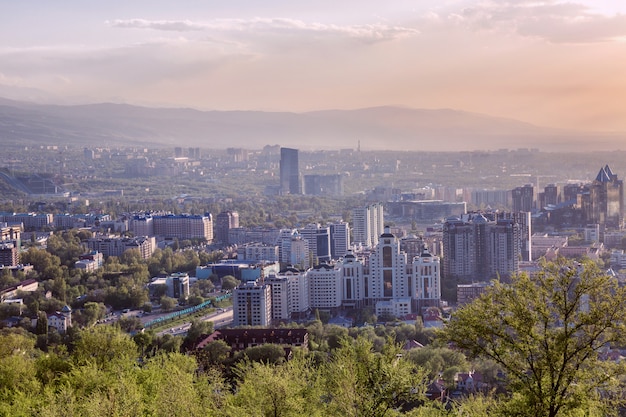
0,98 -> 623,151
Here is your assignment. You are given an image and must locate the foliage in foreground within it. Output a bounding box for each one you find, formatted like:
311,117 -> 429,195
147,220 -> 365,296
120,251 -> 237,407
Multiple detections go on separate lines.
442,258 -> 626,417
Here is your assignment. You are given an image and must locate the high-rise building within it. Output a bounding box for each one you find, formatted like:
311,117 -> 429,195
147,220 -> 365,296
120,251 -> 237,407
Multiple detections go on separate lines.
582,165 -> 624,228
329,222 -> 350,259
511,184 -> 534,212
215,211 -> 239,245
0,243 -> 19,267
443,213 -> 523,282
266,268 -> 310,321
367,227 -> 409,301
543,184 -> 559,206
280,147 -> 300,195
411,245 -> 441,311
338,250 -> 366,309
299,223 -> 331,264
352,203 -> 384,249
233,281 -> 272,326
308,263 -> 342,312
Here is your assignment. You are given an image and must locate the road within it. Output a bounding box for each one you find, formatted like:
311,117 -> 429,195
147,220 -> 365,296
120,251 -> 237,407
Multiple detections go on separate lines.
157,307 -> 233,337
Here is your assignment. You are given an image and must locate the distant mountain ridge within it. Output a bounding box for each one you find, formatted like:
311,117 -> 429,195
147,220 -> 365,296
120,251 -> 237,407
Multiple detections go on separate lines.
0,97 -> 622,151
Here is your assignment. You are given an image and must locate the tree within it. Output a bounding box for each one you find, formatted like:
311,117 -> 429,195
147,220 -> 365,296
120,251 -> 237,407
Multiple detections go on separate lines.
221,275 -> 240,291
160,296 -> 177,312
226,356 -> 324,417
442,259 -> 626,417
324,336 -> 427,417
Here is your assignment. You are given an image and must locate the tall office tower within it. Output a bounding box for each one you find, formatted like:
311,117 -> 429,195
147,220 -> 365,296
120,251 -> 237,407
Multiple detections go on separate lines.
299,223 -> 331,264
443,213 -> 523,282
511,184 -> 534,212
329,222 -> 350,259
563,183 -> 584,203
307,263 -> 343,312
280,147 -> 300,195
582,165 -> 624,229
338,250 -> 366,309
215,211 -> 239,245
233,281 -> 272,326
266,269 -> 310,321
411,245 -> 441,311
367,227 -> 409,301
352,203 -> 384,249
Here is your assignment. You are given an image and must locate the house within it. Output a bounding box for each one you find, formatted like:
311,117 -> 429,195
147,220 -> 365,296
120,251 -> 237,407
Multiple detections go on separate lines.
456,371 -> 484,393
48,305 -> 72,334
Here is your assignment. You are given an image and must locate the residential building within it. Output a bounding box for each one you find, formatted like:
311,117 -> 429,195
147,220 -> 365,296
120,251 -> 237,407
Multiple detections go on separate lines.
367,227 -> 410,306
48,305 -> 72,334
338,250 -> 366,309
237,243 -> 280,262
457,282 -> 492,305
129,213 -> 154,236
352,203 -> 384,249
86,236 -> 156,259
0,243 -> 19,267
153,213 -> 213,242
308,263 -> 342,312
215,211 -> 239,245
266,268 -> 310,321
329,221 -> 350,259
511,184 -> 534,212
411,245 -> 441,311
443,213 -> 523,282
232,280 -> 272,326
299,223 -> 331,264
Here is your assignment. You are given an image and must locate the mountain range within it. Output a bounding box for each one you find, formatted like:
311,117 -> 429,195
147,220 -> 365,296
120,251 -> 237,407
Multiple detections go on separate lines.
0,97 -> 622,152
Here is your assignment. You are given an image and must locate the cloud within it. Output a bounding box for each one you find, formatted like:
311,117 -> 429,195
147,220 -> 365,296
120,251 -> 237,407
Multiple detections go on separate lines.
445,1 -> 626,43
108,17 -> 419,43
107,19 -> 205,32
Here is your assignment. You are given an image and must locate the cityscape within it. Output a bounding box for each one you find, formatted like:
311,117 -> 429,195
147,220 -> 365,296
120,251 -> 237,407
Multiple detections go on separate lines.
2,0 -> 626,415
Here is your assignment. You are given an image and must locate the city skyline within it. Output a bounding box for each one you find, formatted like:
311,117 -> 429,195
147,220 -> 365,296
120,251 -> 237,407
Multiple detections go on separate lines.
1,0 -> 626,140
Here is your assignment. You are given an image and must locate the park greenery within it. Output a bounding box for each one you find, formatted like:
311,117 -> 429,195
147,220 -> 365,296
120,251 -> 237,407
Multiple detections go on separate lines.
2,242 -> 626,416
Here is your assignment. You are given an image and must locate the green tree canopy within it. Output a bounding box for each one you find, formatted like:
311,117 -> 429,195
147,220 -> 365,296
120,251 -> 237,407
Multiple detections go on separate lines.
442,258 -> 626,417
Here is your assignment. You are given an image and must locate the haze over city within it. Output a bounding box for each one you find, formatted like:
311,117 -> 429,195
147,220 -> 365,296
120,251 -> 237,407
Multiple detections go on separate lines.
2,0 -> 626,147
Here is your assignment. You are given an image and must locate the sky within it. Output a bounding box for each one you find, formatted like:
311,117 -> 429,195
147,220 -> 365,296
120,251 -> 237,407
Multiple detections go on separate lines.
1,0 -> 626,132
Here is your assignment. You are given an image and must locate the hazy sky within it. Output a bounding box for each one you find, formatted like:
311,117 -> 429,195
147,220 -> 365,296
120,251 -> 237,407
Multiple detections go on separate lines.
2,0 -> 626,131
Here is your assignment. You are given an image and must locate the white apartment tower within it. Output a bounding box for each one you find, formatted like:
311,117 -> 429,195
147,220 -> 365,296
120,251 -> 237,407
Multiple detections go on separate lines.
233,281 -> 272,326
411,245 -> 441,310
338,250 -> 366,309
308,263 -> 342,311
266,268 -> 310,320
352,203 -> 384,248
367,227 -> 409,301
